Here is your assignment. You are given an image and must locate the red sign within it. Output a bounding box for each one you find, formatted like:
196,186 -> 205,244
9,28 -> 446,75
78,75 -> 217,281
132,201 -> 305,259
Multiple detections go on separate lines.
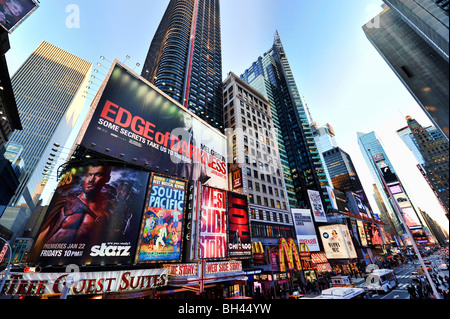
199,187 -> 227,259
205,261 -> 242,274
232,170 -> 242,189
227,192 -> 251,258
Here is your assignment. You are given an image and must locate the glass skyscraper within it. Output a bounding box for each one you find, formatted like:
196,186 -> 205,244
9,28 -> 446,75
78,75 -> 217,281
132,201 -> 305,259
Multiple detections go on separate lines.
363,0 -> 449,140
141,0 -> 224,132
6,41 -> 92,206
358,131 -> 417,244
241,31 -> 329,209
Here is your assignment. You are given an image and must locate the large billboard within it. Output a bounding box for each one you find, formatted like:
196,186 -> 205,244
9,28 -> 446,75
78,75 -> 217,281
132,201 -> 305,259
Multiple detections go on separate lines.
136,174 -> 187,263
28,164 -> 149,266
0,0 -> 38,33
80,62 -> 227,190
307,190 -> 327,222
199,186 -> 227,259
402,207 -> 422,230
227,192 -> 251,258
291,209 -> 320,251
319,224 -> 357,260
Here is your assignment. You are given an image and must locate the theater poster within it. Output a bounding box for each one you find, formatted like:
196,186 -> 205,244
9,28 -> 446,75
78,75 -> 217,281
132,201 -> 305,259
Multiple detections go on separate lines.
28,165 -> 149,266
227,192 -> 251,258
136,173 -> 187,263
199,186 -> 227,259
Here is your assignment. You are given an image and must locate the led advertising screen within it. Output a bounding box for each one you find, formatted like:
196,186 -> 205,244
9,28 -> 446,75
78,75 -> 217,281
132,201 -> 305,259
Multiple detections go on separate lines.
291,209 -> 320,251
28,165 -> 150,266
319,224 -> 357,260
402,207 -> 422,229
0,0 -> 38,33
80,62 -> 227,190
389,184 -> 403,195
227,192 -> 252,258
136,174 -> 187,263
356,220 -> 368,247
369,224 -> 383,245
307,190 -> 327,222
199,186 -> 227,259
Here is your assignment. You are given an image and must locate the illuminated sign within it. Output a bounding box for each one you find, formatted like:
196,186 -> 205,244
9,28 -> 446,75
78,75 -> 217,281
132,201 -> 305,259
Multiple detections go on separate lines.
307,190 -> 327,222
291,209 -> 320,251
28,165 -> 149,266
319,224 -> 357,259
227,192 -> 251,258
136,173 -> 187,263
80,62 -> 227,190
1,268 -> 168,297
279,238 -> 302,272
199,187 -> 227,259
164,263 -> 198,277
232,169 -> 242,189
205,261 -> 242,274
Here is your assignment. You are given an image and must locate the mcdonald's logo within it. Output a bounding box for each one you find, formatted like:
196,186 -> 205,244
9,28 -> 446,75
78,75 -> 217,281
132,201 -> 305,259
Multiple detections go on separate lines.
252,241 -> 264,254
232,169 -> 242,189
279,238 -> 302,272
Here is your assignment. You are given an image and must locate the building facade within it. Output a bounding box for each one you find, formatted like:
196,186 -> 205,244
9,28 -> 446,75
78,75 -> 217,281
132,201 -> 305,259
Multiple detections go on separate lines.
224,72 -> 294,247
405,116 -> 449,216
141,0 -> 224,132
363,0 -> 449,140
241,31 -> 329,210
6,41 -> 92,207
357,131 -> 408,244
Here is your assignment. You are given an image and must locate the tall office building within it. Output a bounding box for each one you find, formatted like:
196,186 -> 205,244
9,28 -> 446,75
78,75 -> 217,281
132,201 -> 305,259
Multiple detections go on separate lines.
363,0 -> 449,140
141,0 -> 224,132
223,72 -> 294,251
357,132 -> 414,246
311,122 -> 338,188
241,31 -> 329,210
6,41 -> 92,207
405,116 -> 449,216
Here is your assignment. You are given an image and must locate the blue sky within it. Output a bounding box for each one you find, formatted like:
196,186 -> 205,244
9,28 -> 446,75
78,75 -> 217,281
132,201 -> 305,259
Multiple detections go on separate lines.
6,0 -> 448,230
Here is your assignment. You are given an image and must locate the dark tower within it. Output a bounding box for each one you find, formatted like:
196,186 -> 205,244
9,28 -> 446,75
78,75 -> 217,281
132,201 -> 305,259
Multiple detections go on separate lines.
141,0 -> 224,132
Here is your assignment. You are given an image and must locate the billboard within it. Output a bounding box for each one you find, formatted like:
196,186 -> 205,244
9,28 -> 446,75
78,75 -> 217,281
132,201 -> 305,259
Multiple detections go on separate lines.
28,164 -> 149,266
307,190 -> 327,222
80,62 -> 227,190
402,207 -> 422,229
326,187 -> 349,214
291,209 -> 320,251
319,224 -> 357,260
0,0 -> 38,33
227,192 -> 251,258
136,174 -> 187,263
356,220 -> 368,247
199,186 -> 227,259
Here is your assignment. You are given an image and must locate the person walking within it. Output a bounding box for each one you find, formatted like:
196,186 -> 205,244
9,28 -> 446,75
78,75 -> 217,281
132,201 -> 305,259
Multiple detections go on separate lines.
407,284 -> 417,299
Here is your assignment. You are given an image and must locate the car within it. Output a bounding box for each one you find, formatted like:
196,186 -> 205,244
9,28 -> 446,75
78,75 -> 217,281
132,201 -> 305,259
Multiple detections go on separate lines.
438,263 -> 448,270
411,272 -> 422,282
288,291 -> 304,299
423,259 -> 431,265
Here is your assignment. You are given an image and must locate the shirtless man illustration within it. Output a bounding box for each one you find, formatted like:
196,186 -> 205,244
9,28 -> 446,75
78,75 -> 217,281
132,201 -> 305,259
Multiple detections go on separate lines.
29,165 -> 114,261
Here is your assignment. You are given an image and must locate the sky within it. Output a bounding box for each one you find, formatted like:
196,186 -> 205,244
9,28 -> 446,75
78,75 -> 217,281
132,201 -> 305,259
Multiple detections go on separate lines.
5,0 -> 448,232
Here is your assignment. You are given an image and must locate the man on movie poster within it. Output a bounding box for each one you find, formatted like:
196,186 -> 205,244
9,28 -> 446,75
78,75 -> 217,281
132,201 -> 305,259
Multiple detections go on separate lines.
137,174 -> 186,263
28,165 -> 149,265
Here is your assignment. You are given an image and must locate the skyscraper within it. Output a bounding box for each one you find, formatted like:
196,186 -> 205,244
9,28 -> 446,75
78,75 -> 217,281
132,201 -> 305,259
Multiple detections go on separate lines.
6,41 -> 92,206
363,0 -> 449,140
358,131 -> 426,245
141,0 -> 223,132
241,31 -> 329,210
405,116 -> 449,216
311,122 -> 338,187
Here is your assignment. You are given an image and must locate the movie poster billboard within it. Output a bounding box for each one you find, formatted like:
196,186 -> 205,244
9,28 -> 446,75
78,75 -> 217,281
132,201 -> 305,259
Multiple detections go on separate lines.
307,190 -> 327,222
291,209 -> 320,251
227,192 -> 251,258
0,0 -> 39,33
136,174 -> 187,263
28,165 -> 149,266
319,224 -> 357,260
80,62 -> 227,190
356,220 -> 368,247
199,186 -> 227,259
